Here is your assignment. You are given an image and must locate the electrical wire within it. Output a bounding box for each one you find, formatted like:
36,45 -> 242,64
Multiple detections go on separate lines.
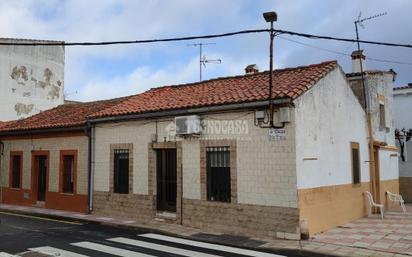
0,28 -> 411,49
278,35 -> 412,65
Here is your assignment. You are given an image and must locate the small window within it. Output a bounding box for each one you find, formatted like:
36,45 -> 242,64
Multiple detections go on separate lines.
114,149 -> 129,194
351,142 -> 361,184
207,147 -> 231,202
10,154 -> 22,189
62,155 -> 75,193
379,103 -> 386,129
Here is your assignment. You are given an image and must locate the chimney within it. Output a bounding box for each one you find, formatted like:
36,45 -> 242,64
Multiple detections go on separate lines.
351,50 -> 366,73
245,64 -> 259,74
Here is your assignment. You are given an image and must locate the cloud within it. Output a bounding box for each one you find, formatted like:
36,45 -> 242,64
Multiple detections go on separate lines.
0,0 -> 410,102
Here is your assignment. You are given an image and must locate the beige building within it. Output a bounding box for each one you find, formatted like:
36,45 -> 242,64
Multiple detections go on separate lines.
0,98 -> 126,213
88,60 -> 399,238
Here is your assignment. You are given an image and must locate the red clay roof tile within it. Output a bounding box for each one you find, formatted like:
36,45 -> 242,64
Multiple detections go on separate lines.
0,97 -> 129,133
0,60 -> 337,133
91,60 -> 337,119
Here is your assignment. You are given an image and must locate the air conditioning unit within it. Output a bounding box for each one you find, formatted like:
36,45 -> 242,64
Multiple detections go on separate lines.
175,115 -> 201,135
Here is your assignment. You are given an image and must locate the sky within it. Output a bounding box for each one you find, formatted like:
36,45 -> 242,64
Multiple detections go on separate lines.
0,0 -> 411,101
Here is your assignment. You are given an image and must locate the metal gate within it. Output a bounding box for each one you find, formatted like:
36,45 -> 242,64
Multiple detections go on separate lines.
156,149 -> 177,212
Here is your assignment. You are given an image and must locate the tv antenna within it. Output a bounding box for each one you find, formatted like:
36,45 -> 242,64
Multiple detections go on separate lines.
188,42 -> 221,81
353,11 -> 387,112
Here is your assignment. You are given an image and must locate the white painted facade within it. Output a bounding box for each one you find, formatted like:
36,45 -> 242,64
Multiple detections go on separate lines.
393,87 -> 412,177
295,67 -> 370,189
0,38 -> 65,121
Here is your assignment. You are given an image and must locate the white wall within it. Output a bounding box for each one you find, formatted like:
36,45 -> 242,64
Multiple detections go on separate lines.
295,67 -> 370,189
367,74 -> 396,146
393,88 -> 412,130
0,39 -> 64,121
379,149 -> 399,180
393,89 -> 412,178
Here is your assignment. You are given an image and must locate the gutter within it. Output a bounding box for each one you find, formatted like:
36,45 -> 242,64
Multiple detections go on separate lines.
89,98 -> 292,124
0,126 -> 86,137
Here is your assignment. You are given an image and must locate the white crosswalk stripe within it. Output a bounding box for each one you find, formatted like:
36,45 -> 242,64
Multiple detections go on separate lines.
71,241 -> 155,257
28,246 -> 89,257
108,237 -> 224,257
139,233 -> 285,257
0,252 -> 19,257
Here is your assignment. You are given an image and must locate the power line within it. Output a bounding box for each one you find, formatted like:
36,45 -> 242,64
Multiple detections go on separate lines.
0,28 -> 411,49
278,35 -> 412,65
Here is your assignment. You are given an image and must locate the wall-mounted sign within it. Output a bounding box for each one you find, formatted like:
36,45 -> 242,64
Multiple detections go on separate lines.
269,128 -> 286,140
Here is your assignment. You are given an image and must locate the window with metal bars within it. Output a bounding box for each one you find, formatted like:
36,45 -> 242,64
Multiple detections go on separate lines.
114,149 -> 129,194
62,155 -> 75,193
206,147 -> 231,202
11,154 -> 22,189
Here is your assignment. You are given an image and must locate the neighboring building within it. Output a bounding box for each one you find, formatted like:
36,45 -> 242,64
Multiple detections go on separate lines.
393,84 -> 412,202
0,98 -> 126,213
0,38 -> 65,121
346,50 -> 399,209
0,60 -> 399,239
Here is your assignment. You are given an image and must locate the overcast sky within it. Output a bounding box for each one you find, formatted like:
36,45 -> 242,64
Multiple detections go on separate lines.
0,0 -> 411,101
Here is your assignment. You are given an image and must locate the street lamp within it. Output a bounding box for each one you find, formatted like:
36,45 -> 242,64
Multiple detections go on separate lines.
263,11 -> 277,128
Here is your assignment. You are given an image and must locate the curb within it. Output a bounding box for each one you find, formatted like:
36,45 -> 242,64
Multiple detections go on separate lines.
0,207 -> 340,257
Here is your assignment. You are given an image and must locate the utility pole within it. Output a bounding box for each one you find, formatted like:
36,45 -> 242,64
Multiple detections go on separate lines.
263,11 -> 278,128
188,43 -> 221,81
354,11 -> 387,203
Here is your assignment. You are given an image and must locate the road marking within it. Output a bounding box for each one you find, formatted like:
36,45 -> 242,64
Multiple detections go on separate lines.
0,211 -> 82,225
139,233 -> 285,257
71,242 -> 155,257
28,246 -> 89,257
109,237 -> 223,257
0,252 -> 19,257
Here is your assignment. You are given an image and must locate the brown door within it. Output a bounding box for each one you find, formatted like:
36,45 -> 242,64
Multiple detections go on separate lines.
372,147 -> 381,203
34,155 -> 48,202
156,149 -> 177,212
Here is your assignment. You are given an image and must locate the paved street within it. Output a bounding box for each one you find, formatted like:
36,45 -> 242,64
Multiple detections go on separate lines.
0,212 -> 307,257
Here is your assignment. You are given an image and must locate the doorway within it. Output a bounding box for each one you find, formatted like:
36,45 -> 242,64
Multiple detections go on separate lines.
372,147 -> 381,203
156,149 -> 177,212
33,154 -> 48,202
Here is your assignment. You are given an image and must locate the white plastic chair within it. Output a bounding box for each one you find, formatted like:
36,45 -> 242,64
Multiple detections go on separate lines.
386,191 -> 407,213
365,191 -> 384,219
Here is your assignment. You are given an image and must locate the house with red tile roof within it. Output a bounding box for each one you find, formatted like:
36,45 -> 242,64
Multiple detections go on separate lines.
0,59 -> 399,239
0,97 -> 127,213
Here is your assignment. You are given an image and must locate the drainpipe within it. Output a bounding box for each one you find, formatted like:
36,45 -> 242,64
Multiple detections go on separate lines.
87,123 -> 95,213
0,140 -> 3,204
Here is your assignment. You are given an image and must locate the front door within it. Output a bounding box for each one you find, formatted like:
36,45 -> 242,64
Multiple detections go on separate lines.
35,155 -> 48,202
372,147 -> 381,203
156,149 -> 177,212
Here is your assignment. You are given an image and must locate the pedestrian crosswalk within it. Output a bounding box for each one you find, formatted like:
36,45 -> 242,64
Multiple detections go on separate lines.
2,233 -> 286,257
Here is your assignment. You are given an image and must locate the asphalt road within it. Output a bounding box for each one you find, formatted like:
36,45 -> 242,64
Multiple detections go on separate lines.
0,211 -> 315,257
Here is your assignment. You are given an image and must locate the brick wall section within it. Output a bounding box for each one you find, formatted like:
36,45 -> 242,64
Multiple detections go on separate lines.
182,199 -> 300,239
93,191 -> 153,220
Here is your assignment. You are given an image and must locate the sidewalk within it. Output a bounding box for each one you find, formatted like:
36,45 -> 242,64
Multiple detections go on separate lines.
1,203 -> 411,257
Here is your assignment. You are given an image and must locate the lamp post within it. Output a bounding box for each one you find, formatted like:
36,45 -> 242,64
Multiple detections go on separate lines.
263,11 -> 277,127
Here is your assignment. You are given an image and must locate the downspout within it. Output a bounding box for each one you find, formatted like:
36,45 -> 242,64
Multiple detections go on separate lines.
87,123 -> 95,214
0,140 -> 3,204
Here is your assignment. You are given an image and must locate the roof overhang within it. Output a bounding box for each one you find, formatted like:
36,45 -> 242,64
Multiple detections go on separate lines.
0,126 -> 87,138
